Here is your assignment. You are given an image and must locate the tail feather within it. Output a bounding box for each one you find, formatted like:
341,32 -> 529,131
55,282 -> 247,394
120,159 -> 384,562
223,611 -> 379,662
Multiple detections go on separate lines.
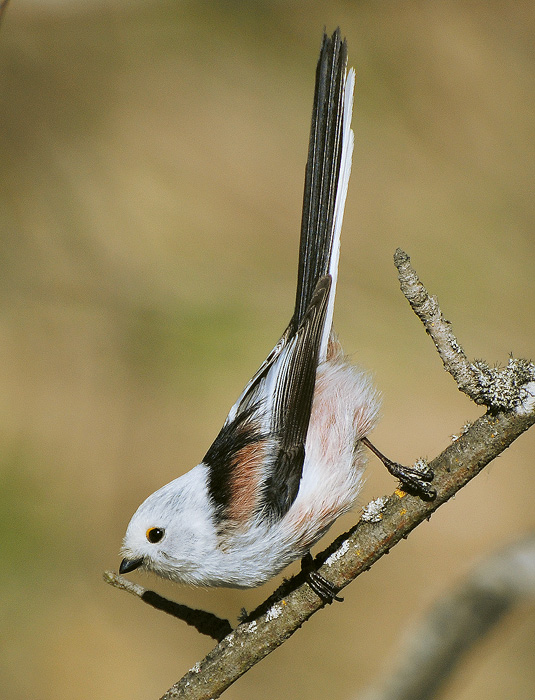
292,29 -> 355,360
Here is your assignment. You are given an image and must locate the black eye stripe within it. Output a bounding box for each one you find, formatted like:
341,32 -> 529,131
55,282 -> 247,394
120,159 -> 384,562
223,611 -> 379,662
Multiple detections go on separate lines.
146,527 -> 165,543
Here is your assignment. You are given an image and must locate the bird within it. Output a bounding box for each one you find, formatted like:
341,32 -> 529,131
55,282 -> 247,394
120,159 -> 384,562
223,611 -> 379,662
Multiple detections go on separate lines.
119,28 -> 434,600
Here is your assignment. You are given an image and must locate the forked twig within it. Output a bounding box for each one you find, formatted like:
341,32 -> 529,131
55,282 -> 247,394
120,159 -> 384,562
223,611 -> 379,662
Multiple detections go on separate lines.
106,252 -> 535,700
394,248 -> 535,411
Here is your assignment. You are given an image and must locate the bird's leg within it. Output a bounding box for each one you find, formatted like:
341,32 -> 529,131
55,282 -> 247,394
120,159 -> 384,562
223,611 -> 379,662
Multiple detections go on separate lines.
300,552 -> 343,603
361,436 -> 436,500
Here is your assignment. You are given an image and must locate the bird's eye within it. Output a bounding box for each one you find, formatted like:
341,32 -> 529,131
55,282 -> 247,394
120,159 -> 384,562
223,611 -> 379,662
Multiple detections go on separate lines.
146,527 -> 165,544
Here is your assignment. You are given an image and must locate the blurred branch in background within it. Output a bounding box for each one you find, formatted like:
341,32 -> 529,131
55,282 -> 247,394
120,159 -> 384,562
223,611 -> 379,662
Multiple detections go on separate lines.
0,0 -> 10,28
357,531 -> 535,700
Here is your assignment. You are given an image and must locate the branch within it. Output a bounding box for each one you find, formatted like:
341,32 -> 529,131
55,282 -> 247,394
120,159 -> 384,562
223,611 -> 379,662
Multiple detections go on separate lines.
107,251 -> 535,699
357,531 -> 535,700
394,248 -> 535,411
156,404 -> 534,699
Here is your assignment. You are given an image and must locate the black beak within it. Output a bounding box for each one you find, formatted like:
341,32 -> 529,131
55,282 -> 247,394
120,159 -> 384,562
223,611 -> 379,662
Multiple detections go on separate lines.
119,557 -> 144,574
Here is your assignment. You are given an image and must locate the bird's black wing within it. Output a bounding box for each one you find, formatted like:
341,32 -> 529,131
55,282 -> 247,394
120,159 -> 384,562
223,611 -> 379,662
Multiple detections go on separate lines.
260,274 -> 331,519
205,29 -> 351,526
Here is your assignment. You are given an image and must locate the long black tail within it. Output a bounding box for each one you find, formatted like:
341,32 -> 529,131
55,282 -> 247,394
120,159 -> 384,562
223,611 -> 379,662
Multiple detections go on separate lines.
292,29 -> 354,343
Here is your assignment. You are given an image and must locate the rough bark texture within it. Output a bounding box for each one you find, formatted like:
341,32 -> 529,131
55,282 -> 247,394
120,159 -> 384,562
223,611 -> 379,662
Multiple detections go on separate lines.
158,407 -> 535,700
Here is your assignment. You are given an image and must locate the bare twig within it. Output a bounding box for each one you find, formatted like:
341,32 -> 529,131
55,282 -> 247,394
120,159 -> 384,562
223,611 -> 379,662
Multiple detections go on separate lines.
103,571 -> 232,642
394,248 -> 479,396
357,532 -> 535,700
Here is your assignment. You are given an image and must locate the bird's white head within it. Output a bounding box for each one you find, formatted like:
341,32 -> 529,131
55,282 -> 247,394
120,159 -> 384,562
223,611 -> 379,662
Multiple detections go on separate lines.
119,464 -> 216,584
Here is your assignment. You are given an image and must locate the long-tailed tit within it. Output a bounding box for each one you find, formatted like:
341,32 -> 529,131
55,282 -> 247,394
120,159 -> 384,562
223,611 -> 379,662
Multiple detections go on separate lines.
119,29 -> 434,600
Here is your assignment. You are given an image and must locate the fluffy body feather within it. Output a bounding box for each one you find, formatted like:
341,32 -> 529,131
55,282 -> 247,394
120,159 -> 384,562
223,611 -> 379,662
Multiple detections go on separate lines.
120,30 -> 381,588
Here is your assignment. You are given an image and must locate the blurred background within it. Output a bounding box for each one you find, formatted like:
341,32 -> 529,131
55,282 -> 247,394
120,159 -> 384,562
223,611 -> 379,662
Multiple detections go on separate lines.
1,1 -> 534,699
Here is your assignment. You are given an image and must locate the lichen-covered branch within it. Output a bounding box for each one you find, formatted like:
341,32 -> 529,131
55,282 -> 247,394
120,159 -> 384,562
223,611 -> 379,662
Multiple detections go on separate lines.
107,251 -> 534,700
394,249 -> 535,411
159,406 -> 535,700
357,532 -> 535,700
